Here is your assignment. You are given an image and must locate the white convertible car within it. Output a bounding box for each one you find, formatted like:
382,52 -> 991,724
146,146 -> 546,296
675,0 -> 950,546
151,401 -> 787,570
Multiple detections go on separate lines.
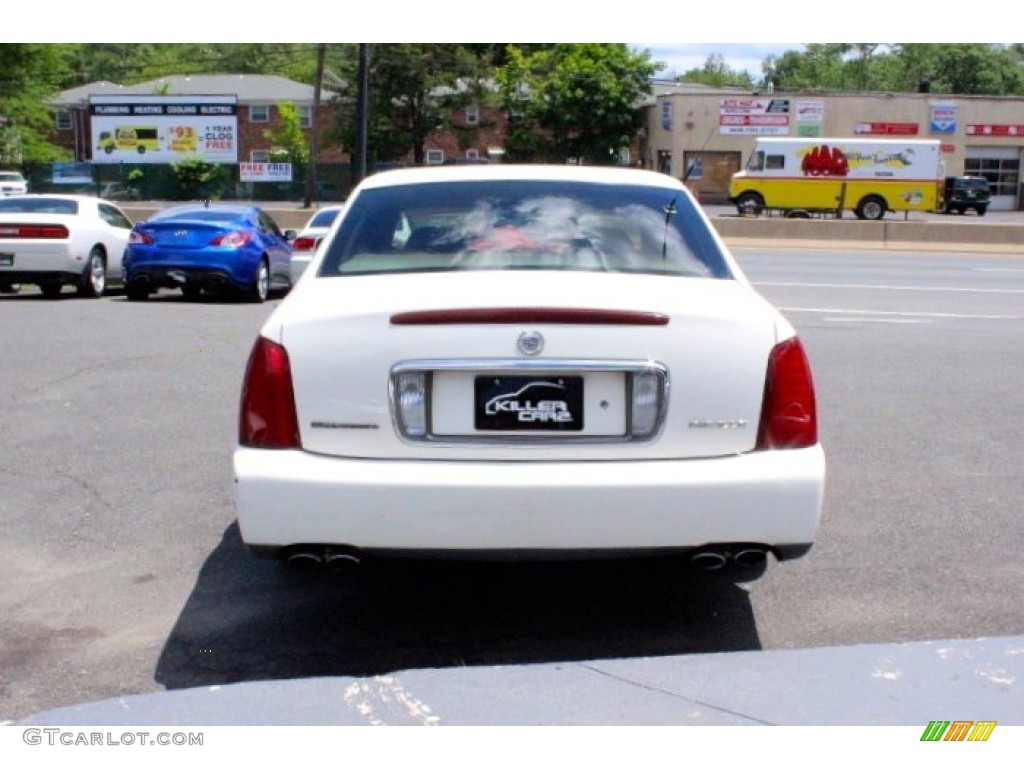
234,165 -> 825,575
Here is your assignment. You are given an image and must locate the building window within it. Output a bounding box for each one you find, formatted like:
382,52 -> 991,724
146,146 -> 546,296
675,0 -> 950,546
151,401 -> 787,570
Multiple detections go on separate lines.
465,149 -> 479,162
55,109 -> 73,131
465,105 -> 480,126
250,105 -> 270,123
425,149 -> 445,165
251,150 -> 271,163
298,105 -> 313,128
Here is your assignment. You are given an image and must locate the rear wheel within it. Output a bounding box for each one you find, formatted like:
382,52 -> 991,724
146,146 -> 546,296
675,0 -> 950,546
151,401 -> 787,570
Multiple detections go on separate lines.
855,196 -> 886,221
245,258 -> 270,303
77,248 -> 106,298
976,206 -> 987,216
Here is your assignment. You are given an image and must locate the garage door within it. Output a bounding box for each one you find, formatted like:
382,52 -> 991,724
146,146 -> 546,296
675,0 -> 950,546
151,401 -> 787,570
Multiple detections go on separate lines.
965,146 -> 1020,211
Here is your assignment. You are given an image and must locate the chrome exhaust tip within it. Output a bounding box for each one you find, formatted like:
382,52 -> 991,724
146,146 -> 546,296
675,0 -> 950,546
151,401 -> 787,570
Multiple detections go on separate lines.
285,550 -> 323,568
733,548 -> 769,569
690,550 -> 728,571
324,547 -> 362,573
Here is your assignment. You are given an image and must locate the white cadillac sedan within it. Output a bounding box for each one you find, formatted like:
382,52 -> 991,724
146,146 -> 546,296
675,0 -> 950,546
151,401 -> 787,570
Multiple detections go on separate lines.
0,194 -> 133,298
234,165 -> 825,575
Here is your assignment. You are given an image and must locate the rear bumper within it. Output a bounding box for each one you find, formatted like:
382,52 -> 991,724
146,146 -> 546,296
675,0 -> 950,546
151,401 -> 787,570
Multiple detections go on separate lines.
0,246 -> 81,281
234,445 -> 826,557
124,248 -> 258,291
125,264 -> 246,292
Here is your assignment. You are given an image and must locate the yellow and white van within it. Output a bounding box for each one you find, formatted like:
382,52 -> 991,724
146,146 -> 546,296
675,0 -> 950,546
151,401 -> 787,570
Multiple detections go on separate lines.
728,138 -> 944,220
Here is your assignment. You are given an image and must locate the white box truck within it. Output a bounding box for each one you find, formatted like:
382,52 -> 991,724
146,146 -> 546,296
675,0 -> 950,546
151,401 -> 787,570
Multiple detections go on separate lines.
728,137 -> 944,220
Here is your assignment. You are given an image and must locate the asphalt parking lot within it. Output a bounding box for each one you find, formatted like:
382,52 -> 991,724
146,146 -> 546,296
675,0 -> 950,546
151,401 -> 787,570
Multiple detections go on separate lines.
2,241 -> 1023,728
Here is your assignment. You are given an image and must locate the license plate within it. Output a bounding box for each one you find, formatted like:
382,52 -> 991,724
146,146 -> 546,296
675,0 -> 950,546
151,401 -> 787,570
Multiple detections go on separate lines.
0,253 -> 12,267
475,375 -> 584,431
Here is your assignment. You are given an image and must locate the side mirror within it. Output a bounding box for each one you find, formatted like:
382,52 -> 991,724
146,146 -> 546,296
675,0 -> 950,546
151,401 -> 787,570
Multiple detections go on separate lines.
284,229 -> 298,241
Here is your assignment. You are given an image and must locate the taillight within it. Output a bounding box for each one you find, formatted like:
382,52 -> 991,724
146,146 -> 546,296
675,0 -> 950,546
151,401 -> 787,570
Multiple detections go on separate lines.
755,336 -> 817,450
239,337 -> 301,449
0,224 -> 69,239
292,236 -> 319,252
128,230 -> 153,245
211,231 -> 252,247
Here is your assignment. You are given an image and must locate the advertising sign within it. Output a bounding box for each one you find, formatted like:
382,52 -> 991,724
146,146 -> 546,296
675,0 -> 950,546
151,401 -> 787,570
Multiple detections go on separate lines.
661,100 -> 673,131
89,95 -> 238,164
967,124 -> 1024,136
853,122 -> 919,136
239,163 -> 293,182
929,103 -> 957,134
795,100 -> 824,138
795,100 -> 824,124
719,98 -> 790,135
52,162 -> 94,185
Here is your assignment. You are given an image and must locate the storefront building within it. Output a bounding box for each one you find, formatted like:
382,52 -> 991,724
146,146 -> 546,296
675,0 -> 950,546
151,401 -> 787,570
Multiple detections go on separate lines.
641,83 -> 1024,210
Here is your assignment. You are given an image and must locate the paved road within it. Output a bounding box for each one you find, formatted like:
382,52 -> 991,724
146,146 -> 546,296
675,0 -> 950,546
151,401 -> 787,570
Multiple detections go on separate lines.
2,246 -> 1023,724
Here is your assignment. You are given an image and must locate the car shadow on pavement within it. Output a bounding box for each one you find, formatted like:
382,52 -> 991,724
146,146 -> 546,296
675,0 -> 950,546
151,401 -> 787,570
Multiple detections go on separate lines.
154,523 -> 762,691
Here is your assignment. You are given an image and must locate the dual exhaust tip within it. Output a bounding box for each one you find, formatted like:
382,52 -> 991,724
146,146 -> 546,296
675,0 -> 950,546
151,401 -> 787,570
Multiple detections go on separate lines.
285,546 -> 363,573
690,546 -> 770,571
284,544 -> 768,573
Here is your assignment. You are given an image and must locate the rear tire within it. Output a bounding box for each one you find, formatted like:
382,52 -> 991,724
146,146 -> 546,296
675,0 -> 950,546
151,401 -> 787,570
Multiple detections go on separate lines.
77,247 -> 106,298
245,258 -> 270,303
976,206 -> 987,216
855,196 -> 886,221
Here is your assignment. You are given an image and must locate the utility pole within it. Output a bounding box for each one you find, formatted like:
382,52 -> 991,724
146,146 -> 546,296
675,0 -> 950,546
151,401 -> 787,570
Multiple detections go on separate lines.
303,43 -> 327,209
354,43 -> 370,186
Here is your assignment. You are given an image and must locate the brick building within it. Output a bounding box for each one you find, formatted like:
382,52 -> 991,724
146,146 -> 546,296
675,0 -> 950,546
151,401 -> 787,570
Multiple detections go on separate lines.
49,74 -> 342,164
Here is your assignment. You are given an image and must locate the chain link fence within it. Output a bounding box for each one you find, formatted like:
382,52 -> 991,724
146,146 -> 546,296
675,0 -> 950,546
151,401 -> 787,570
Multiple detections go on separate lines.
13,162 -> 355,204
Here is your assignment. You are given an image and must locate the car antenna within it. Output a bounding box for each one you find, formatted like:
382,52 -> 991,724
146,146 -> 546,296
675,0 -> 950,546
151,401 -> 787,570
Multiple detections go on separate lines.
662,195 -> 678,259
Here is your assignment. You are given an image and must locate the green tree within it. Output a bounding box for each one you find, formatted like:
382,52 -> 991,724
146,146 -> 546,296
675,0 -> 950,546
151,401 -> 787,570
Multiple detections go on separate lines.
331,44 -> 492,166
171,155 -> 226,200
675,54 -> 755,89
0,44 -> 73,163
263,102 -> 310,163
497,44 -> 660,164
766,43 -> 1024,95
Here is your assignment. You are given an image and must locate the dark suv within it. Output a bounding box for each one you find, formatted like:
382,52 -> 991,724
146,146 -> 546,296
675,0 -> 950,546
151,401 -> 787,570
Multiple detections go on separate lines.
942,176 -> 991,216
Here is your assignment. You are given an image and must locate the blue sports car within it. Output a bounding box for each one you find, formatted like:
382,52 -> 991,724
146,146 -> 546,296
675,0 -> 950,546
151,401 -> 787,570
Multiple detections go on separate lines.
123,204 -> 296,302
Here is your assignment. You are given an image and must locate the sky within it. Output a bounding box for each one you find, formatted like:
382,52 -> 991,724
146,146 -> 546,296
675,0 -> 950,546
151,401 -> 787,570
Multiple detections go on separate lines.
635,44 -> 804,81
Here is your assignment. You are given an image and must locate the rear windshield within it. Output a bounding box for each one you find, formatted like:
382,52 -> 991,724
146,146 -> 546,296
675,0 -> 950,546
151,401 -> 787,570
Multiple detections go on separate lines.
0,173 -> 24,182
0,197 -> 77,214
308,208 -> 342,228
317,180 -> 731,279
149,208 -> 247,225
954,177 -> 989,191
